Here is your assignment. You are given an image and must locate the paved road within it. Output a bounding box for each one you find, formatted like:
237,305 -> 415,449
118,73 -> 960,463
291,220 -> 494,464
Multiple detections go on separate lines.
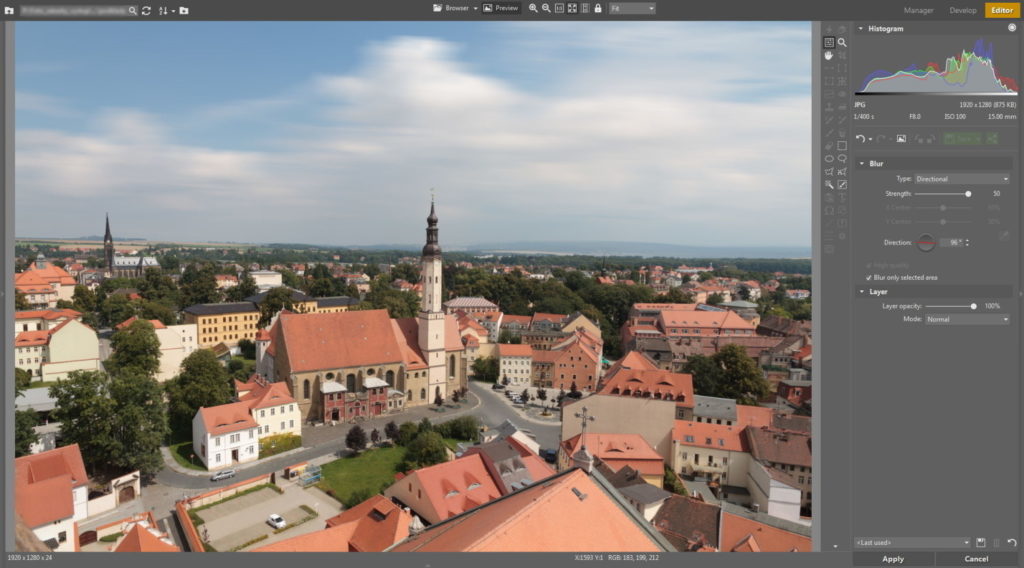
142,381 -> 563,545
154,382 -> 559,490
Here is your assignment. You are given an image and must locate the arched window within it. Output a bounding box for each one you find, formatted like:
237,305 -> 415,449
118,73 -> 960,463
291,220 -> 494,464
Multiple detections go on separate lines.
408,390 -> 413,399
420,388 -> 426,400
326,372 -> 335,380
386,370 -> 395,386
303,379 -> 310,400
367,368 -> 375,376
449,354 -> 456,377
346,373 -> 356,392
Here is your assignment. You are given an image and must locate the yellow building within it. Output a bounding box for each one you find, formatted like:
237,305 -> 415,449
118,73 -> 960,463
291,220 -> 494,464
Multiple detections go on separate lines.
182,302 -> 260,348
314,296 -> 360,313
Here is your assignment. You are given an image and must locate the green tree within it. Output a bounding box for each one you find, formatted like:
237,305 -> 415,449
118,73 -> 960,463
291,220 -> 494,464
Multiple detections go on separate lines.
418,416 -> 434,434
15,290 -> 30,310
655,287 -> 695,304
434,387 -> 444,407
370,428 -> 381,445
307,278 -> 336,298
226,272 -> 258,302
684,343 -> 770,405
404,430 -> 448,469
707,292 -> 725,306
280,269 -> 302,289
390,263 -> 419,284
497,330 -> 522,344
100,294 -> 136,328
72,284 -> 98,313
165,349 -> 233,436
137,300 -> 177,325
15,368 -> 32,391
49,370 -> 117,472
537,388 -> 548,403
346,425 -> 368,453
663,464 -> 688,495
237,338 -> 256,360
15,409 -> 40,457
258,286 -> 296,327
180,263 -> 221,307
107,319 -> 162,378
384,421 -> 400,442
470,356 -> 499,382
139,267 -> 181,307
107,372 -> 169,475
397,422 -> 419,446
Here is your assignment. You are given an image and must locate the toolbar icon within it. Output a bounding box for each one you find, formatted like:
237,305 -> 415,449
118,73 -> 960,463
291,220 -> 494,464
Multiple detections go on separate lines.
823,36 -> 836,49
3,6 -> 13,15
554,2 -> 564,12
178,5 -> 188,14
567,2 -> 578,13
482,3 -> 494,12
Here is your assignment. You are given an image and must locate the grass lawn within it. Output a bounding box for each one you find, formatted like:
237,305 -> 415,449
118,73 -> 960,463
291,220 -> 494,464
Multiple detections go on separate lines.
26,380 -> 61,390
170,440 -> 207,471
317,446 -> 406,505
442,438 -> 468,451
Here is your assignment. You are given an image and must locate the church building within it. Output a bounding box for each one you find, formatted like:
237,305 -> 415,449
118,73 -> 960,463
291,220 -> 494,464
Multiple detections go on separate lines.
103,214 -> 159,278
255,201 -> 468,422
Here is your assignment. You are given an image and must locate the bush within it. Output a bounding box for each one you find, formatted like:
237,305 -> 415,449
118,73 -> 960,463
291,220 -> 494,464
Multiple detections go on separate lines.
238,338 -> 256,360
344,488 -> 374,508
397,422 -> 419,446
259,433 -> 302,458
435,415 -> 480,442
99,532 -> 123,543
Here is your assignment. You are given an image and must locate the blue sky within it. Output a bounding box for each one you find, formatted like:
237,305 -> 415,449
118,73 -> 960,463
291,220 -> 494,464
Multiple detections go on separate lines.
15,22 -> 812,248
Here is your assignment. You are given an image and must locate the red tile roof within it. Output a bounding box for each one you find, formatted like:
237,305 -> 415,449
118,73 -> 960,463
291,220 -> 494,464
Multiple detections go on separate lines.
15,308 -> 81,321
114,522 -> 180,552
561,434 -> 664,477
735,405 -> 773,429
720,512 -> 811,552
196,401 -> 258,436
402,454 -> 503,522
259,495 -> 411,552
18,263 -> 76,286
658,310 -> 754,332
389,469 -> 665,552
501,315 -> 531,326
254,328 -> 271,341
14,444 -> 89,527
530,313 -> 567,325
498,343 -> 533,357
744,427 -> 811,468
237,379 -> 296,410
276,310 -> 404,372
115,316 -> 166,331
673,420 -> 747,453
599,368 -> 694,406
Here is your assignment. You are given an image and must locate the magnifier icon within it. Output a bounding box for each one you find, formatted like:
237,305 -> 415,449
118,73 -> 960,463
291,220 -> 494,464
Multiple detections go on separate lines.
542,3 -> 551,12
837,37 -> 847,47
529,2 -> 538,11
128,5 -> 137,14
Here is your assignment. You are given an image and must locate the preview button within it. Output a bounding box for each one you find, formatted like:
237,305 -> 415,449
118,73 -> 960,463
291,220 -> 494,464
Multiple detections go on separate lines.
984,2 -> 1020,17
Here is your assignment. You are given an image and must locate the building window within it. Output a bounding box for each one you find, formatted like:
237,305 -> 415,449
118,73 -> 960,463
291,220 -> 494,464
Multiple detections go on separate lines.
289,420 -> 294,428
281,421 -> 285,430
261,409 -> 265,417
58,531 -> 67,543
303,379 -> 310,399
420,388 -> 426,400
215,437 -> 221,446
271,407 -> 275,416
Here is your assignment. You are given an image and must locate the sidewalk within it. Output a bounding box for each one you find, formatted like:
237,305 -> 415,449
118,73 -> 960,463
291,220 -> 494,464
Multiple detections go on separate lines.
160,445 -> 310,477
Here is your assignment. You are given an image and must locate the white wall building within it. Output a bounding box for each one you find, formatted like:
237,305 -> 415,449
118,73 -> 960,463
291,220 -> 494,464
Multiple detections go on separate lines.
250,270 -> 283,292
15,315 -> 101,381
193,402 -> 260,470
498,343 -> 533,387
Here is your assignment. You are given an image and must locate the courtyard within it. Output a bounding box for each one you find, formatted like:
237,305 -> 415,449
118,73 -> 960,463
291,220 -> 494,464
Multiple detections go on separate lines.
190,482 -> 341,552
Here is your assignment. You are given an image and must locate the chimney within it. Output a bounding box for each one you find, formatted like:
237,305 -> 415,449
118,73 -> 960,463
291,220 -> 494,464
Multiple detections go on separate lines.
409,514 -> 425,535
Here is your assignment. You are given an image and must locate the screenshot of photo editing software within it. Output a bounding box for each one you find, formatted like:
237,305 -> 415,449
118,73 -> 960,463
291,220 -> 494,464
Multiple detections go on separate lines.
1,0 -> 1021,566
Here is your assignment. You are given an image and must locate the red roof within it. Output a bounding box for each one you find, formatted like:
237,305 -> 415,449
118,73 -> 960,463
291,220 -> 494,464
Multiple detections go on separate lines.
17,263 -> 76,286
196,401 -> 258,436
720,512 -> 811,552
389,469 -> 664,552
604,351 -> 658,378
114,522 -> 180,552
735,405 -> 773,428
402,454 -> 503,522
658,310 -> 754,333
237,379 -> 296,411
15,308 -> 81,321
115,316 -> 166,331
561,434 -> 664,477
673,420 -> 747,453
258,495 -> 411,552
275,310 -> 405,372
530,313 -> 566,325
254,328 -> 271,341
498,343 -> 533,357
502,315 -> 531,326
14,444 -> 89,528
599,368 -> 694,407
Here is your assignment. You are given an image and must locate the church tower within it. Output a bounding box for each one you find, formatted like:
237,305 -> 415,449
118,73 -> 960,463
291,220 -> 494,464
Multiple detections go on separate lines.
418,199 -> 447,401
103,213 -> 115,274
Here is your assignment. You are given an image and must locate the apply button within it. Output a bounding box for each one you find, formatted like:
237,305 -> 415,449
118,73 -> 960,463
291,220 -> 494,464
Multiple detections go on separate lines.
984,2 -> 1020,17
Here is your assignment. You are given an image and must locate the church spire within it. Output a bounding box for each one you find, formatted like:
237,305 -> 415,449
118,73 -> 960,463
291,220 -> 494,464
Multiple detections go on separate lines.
422,198 -> 441,258
104,213 -> 112,241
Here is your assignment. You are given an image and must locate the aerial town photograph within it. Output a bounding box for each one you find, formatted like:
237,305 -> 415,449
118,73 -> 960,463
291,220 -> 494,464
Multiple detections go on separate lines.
12,21 -> 813,553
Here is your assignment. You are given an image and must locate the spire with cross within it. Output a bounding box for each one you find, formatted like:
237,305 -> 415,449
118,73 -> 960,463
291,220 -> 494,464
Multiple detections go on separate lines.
571,406 -> 597,473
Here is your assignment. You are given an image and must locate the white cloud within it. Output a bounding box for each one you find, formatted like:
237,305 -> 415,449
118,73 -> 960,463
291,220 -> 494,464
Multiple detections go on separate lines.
15,23 -> 812,249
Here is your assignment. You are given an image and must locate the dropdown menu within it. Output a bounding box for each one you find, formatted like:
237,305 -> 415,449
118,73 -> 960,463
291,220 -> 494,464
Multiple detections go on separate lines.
924,313 -> 1011,326
608,2 -> 656,14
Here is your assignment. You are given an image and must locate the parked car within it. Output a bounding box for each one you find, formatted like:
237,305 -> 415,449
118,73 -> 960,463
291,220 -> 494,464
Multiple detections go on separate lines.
267,514 -> 287,529
491,383 -> 505,391
210,469 -> 236,482
539,449 -> 558,464
510,395 -> 522,404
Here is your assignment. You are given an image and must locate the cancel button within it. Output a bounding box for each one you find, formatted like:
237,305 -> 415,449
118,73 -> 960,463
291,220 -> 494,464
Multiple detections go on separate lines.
935,552 -> 1018,566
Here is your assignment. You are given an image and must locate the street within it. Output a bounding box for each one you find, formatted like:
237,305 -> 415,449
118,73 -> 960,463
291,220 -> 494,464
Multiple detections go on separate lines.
141,379 -> 563,540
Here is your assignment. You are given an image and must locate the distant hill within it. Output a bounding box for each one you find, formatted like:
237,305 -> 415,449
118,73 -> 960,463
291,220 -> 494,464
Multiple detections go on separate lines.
341,241 -> 808,258
76,235 -> 146,241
